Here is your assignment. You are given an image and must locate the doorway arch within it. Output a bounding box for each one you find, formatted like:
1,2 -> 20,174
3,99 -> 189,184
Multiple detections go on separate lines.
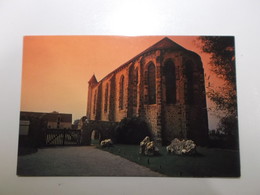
90,129 -> 101,145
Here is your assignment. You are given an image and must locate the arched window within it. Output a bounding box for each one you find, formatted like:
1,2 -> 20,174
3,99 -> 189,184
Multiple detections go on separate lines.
104,83 -> 109,112
164,60 -> 176,104
185,60 -> 194,104
93,90 -> 97,114
148,63 -> 156,104
133,68 -> 138,106
119,75 -> 124,109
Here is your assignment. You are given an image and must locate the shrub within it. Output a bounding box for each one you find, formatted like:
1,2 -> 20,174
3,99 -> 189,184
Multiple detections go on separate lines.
115,117 -> 152,144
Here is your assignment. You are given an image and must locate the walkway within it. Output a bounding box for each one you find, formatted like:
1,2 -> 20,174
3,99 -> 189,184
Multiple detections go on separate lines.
17,146 -> 164,176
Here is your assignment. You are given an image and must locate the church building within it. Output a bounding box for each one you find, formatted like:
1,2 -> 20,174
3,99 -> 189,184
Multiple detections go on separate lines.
86,37 -> 208,145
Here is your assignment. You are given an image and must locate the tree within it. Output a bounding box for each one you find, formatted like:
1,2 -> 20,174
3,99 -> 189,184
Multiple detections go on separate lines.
198,36 -> 237,116
198,37 -> 238,147
115,117 -> 152,144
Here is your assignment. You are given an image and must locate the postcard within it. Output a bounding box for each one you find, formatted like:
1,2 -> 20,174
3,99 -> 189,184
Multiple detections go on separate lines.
17,36 -> 240,177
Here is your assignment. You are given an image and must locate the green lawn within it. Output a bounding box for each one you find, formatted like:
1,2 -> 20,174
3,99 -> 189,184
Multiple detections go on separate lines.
98,144 -> 240,177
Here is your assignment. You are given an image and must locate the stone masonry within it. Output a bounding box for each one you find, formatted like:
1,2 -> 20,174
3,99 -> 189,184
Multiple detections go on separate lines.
86,37 -> 208,145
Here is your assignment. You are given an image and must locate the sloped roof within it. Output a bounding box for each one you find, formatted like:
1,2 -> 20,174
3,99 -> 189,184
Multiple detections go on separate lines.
142,37 -> 186,53
88,74 -> 98,84
99,37 -> 187,83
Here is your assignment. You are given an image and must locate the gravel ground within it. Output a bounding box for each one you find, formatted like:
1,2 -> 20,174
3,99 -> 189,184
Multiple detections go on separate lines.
17,146 -> 164,176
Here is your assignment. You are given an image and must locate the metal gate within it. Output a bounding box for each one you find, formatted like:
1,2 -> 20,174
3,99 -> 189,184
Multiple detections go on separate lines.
44,129 -> 81,146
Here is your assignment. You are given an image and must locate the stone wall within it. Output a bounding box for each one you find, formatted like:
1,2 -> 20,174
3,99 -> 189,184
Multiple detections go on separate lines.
81,120 -> 119,145
163,105 -> 185,144
143,105 -> 158,139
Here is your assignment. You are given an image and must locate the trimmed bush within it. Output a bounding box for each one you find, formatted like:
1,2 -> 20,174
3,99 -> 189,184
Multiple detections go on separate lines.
115,117 -> 152,144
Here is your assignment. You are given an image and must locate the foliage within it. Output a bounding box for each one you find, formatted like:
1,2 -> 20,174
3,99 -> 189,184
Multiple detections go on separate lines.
197,37 -> 239,148
207,82 -> 237,116
198,36 -> 237,116
198,36 -> 238,141
115,117 -> 152,144
217,114 -> 238,136
217,114 -> 239,149
199,37 -> 236,84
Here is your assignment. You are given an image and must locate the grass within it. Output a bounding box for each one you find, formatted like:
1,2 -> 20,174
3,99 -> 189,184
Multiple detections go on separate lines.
98,144 -> 240,177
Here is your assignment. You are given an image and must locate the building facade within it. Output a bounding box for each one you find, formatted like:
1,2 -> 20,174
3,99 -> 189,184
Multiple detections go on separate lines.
86,37 -> 208,145
20,111 -> 72,130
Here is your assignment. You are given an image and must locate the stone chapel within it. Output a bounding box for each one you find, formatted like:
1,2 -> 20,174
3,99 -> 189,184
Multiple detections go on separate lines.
86,37 -> 208,145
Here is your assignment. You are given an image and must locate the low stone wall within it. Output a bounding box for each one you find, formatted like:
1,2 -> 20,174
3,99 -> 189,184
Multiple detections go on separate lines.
81,120 -> 119,145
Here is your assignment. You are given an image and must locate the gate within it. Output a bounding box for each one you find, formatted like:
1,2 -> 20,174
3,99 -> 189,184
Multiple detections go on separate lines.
44,129 -> 81,146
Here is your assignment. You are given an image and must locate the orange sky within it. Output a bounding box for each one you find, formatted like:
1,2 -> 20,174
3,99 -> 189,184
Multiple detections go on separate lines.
20,36 -> 219,129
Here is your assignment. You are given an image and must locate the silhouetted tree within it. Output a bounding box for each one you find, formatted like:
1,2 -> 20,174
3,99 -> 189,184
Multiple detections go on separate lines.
198,36 -> 238,148
115,117 -> 152,144
199,36 -> 237,116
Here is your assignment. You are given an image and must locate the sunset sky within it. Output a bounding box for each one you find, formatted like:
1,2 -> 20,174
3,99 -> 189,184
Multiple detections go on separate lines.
20,36 -> 219,129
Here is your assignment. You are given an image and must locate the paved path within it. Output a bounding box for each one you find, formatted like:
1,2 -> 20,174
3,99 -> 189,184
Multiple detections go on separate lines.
17,146 -> 164,176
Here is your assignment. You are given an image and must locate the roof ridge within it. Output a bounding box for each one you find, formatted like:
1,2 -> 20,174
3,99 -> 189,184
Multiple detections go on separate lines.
98,37 -> 186,83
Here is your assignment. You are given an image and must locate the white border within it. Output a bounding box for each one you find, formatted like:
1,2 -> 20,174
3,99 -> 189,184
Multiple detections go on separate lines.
1,0 -> 260,194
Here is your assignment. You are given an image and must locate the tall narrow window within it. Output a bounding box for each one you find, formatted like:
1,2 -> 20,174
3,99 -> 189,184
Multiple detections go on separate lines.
185,61 -> 194,104
104,83 -> 109,112
93,91 -> 97,114
119,75 -> 124,109
133,69 -> 138,107
165,60 -> 176,104
148,63 -> 156,104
